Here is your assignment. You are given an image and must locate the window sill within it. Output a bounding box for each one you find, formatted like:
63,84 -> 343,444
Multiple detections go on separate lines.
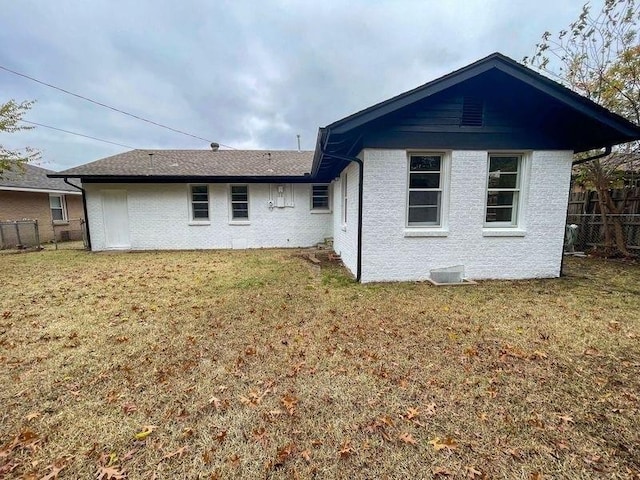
404,228 -> 449,237
229,220 -> 250,226
310,209 -> 332,214
482,228 -> 526,237
189,221 -> 211,226
52,221 -> 69,225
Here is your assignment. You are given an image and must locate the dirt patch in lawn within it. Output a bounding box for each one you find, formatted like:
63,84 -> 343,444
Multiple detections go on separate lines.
1,250 -> 639,479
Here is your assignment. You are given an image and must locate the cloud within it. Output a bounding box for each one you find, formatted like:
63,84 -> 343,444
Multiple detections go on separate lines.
0,0 -> 588,170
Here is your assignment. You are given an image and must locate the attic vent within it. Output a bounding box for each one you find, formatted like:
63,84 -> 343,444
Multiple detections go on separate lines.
461,96 -> 484,126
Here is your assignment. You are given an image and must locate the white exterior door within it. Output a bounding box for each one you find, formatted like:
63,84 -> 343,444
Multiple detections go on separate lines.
102,190 -> 130,249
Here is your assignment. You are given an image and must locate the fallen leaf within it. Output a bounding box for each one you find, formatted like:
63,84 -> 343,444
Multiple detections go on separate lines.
433,466 -> 453,476
429,437 -> 458,451
134,425 -> 157,441
38,462 -> 66,480
281,393 -> 299,415
159,445 -> 188,462
398,432 -> 417,446
25,412 -> 41,421
95,466 -> 126,480
338,439 -> 355,458
300,449 -> 312,463
405,407 -> 420,420
122,403 -> 137,415
274,443 -> 295,468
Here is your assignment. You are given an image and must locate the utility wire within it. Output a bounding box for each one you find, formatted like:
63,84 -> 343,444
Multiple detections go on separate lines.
0,64 -> 236,149
21,120 -> 137,149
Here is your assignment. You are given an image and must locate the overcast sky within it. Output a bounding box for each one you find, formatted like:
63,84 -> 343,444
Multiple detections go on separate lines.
1,0 -> 593,171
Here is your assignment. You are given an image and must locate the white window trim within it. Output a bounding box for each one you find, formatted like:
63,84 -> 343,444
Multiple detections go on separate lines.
483,152 -> 530,233
49,194 -> 68,224
404,152 -> 450,233
188,184 -> 211,225
341,173 -> 348,228
310,183 -> 331,213
229,184 -> 250,224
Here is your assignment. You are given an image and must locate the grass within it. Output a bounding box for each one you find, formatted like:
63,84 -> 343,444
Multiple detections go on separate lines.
0,249 -> 639,479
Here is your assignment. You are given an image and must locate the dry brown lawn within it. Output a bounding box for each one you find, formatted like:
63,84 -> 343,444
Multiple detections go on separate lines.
1,248 -> 639,479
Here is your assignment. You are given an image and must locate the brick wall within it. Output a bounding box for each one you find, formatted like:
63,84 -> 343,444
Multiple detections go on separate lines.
85,183 -> 333,251
0,190 -> 83,242
332,162 -> 360,276
359,149 -> 573,282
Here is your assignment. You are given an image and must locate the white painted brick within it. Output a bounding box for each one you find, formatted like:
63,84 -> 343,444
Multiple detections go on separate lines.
359,149 -> 573,282
332,163 -> 359,275
86,183 -> 333,250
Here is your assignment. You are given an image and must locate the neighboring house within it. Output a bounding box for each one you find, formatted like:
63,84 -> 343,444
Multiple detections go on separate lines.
50,53 -> 640,282
0,164 -> 84,242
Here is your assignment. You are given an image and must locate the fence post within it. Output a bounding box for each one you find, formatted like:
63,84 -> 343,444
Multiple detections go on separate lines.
52,218 -> 58,250
34,220 -> 40,248
15,221 -> 22,246
0,223 -> 4,249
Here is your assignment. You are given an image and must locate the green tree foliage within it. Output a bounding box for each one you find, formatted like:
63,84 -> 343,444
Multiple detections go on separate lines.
525,0 -> 640,257
0,99 -> 40,178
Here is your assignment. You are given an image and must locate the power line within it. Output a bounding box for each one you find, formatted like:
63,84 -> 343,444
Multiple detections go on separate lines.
20,120 -> 137,149
0,64 -> 236,149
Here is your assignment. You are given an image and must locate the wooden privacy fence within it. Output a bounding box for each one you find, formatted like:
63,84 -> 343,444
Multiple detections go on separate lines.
566,187 -> 640,252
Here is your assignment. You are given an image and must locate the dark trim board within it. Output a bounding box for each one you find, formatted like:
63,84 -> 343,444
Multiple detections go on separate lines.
53,175 -> 316,184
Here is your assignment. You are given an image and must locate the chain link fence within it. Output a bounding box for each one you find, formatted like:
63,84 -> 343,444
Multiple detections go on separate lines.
52,218 -> 87,249
565,214 -> 640,253
0,220 -> 41,249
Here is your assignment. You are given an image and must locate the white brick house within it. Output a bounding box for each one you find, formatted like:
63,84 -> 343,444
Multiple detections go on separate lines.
51,53 -> 640,282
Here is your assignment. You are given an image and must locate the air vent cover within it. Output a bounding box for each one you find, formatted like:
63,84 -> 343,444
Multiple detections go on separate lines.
461,96 -> 484,126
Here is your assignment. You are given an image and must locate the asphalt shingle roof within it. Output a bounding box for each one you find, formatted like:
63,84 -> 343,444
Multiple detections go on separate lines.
0,164 -> 80,192
51,150 -> 315,178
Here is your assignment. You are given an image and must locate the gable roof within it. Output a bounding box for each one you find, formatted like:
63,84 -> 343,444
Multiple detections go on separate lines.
49,149 -> 314,182
0,163 -> 81,194
312,52 -> 640,178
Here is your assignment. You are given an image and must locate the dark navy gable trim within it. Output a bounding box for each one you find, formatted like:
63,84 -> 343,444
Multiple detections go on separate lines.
312,52 -> 640,178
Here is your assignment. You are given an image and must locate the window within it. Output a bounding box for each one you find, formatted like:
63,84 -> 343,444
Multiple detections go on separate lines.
230,185 -> 249,220
49,194 -> 67,222
485,154 -> 522,226
311,184 -> 330,210
341,173 -> 348,225
190,185 -> 209,221
407,154 -> 443,226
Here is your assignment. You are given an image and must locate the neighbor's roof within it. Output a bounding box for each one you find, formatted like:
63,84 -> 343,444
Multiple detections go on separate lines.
0,163 -> 81,194
50,149 -> 314,180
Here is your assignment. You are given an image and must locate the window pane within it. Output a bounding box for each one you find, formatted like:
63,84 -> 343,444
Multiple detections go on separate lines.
191,185 -> 207,194
486,207 -> 513,223
488,172 -> 517,189
192,193 -> 208,202
231,186 -> 248,201
313,197 -> 329,209
487,191 -> 515,206
232,205 -> 249,219
408,206 -> 439,224
312,185 -> 328,196
193,208 -> 209,219
409,190 -> 440,206
410,155 -> 441,172
410,173 -> 440,189
489,156 -> 519,173
50,196 -> 62,208
51,208 -> 64,221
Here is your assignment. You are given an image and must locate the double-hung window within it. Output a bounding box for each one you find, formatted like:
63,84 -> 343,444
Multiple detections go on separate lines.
485,154 -> 522,226
49,194 -> 67,222
190,185 -> 209,221
230,185 -> 249,220
312,184 -> 330,211
407,154 -> 443,226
